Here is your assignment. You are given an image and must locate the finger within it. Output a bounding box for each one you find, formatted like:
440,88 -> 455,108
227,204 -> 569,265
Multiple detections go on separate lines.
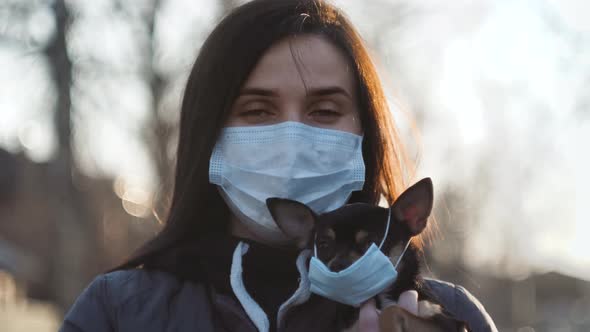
397,290 -> 418,315
359,298 -> 379,332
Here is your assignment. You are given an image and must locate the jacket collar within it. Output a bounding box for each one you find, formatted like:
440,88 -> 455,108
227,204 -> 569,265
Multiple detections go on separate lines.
230,241 -> 312,332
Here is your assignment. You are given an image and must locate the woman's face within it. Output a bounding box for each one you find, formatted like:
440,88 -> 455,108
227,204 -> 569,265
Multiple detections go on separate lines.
226,35 -> 362,135
224,35 -> 363,244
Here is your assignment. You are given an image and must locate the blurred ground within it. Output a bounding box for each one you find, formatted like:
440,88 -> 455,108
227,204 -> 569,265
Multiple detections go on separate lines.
0,272 -> 60,332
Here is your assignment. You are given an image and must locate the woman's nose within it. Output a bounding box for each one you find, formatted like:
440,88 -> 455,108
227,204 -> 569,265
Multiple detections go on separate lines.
281,104 -> 305,123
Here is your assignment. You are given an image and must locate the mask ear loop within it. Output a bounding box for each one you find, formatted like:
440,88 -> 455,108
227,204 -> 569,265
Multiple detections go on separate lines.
313,232 -> 318,257
394,239 -> 412,269
382,208 -> 412,269
378,208 -> 392,249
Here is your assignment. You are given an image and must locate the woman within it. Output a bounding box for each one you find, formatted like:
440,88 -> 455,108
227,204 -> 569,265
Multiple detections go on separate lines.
59,0 -> 497,331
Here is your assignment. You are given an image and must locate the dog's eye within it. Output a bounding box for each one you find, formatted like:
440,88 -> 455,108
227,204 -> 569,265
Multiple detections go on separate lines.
358,238 -> 380,253
357,242 -> 370,252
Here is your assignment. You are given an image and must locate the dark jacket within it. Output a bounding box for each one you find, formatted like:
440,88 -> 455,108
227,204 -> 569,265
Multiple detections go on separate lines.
59,242 -> 497,332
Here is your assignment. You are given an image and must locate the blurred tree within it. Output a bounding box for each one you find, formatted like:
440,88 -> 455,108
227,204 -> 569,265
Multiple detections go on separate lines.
109,0 -> 180,224
0,0 -> 101,309
0,148 -> 19,203
132,0 -> 239,223
140,0 -> 175,224
44,0 -> 99,309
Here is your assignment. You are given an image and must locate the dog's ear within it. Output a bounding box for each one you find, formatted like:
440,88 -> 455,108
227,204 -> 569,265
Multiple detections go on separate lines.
391,178 -> 434,236
266,198 -> 316,249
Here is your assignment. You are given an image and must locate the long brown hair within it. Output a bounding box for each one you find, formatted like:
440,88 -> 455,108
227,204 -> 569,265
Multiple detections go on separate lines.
114,0 -> 421,271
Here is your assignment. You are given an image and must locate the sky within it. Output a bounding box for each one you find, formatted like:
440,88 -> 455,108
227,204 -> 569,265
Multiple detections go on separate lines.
1,0 -> 589,281
354,0 -> 590,281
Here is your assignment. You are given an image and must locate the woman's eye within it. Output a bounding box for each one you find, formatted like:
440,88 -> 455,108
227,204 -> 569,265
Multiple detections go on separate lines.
241,109 -> 269,116
310,109 -> 341,123
357,242 -> 370,252
311,109 -> 340,117
239,109 -> 274,122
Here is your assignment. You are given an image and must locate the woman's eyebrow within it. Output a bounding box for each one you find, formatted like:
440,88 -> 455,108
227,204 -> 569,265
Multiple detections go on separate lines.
306,86 -> 352,99
238,86 -> 352,98
238,87 -> 278,97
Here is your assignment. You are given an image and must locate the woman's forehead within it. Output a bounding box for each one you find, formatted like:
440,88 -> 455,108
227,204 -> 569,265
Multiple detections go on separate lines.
241,35 -> 356,99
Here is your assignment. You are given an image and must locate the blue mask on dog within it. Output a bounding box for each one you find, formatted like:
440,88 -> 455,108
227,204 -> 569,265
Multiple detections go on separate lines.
308,209 -> 410,307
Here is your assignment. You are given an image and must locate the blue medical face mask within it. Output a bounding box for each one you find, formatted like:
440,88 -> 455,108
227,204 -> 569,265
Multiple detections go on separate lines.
308,209 -> 411,307
209,121 -> 365,244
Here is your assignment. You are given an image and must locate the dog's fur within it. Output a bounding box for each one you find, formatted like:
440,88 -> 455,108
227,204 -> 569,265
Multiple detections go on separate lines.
267,178 -> 469,331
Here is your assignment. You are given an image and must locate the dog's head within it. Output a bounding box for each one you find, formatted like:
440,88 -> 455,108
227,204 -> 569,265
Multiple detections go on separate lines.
266,178 -> 434,272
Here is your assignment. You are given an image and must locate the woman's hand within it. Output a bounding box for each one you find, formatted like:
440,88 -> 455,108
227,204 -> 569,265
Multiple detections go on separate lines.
358,290 -> 419,332
359,298 -> 379,332
397,290 -> 418,315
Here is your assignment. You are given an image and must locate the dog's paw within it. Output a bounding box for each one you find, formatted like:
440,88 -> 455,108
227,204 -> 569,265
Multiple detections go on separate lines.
417,300 -> 443,318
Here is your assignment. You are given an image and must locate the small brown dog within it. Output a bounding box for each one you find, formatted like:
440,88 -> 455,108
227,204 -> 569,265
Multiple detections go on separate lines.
267,178 -> 469,331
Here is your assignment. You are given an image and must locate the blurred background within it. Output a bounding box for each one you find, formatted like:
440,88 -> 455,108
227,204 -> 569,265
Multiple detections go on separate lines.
0,0 -> 588,331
